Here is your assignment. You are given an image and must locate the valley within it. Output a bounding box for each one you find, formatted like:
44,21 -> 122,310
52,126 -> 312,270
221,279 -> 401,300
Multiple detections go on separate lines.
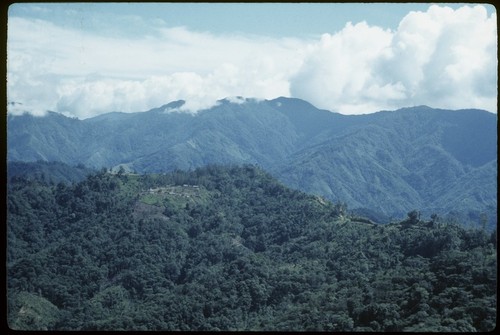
7,97 -> 497,224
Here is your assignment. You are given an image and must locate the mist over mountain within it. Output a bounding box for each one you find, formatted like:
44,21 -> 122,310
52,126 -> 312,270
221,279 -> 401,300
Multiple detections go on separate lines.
7,97 -> 497,221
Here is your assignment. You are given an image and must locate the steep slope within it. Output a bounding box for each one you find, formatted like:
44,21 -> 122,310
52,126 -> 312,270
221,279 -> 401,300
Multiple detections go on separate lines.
276,123 -> 420,214
129,99 -> 300,172
7,112 -> 87,163
7,166 -> 497,331
433,159 -> 497,213
7,98 -> 497,219
274,106 -> 497,217
7,161 -> 95,185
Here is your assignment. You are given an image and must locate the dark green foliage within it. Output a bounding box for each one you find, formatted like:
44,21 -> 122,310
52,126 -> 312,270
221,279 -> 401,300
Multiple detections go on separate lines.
7,99 -> 497,225
7,165 -> 497,331
8,292 -> 61,330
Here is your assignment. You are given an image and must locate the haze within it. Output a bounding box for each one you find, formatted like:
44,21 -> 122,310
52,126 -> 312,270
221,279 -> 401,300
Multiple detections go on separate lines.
7,3 -> 497,119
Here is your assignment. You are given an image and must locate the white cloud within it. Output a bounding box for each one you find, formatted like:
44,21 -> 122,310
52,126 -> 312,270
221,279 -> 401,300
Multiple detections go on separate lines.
380,4 -> 497,109
7,16 -> 303,118
52,63 -> 295,119
290,4 -> 497,114
290,21 -> 395,114
7,4 -> 497,118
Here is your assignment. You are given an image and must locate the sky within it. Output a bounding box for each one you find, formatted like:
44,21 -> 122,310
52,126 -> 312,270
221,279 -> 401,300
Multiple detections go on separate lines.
7,3 -> 498,118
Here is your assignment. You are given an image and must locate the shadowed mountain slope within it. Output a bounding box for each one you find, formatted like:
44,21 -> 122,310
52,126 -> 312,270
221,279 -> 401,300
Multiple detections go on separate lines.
7,98 -> 497,219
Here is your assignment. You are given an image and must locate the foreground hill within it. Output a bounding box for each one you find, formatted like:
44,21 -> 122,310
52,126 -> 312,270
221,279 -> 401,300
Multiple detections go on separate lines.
7,166 -> 496,331
7,98 -> 497,220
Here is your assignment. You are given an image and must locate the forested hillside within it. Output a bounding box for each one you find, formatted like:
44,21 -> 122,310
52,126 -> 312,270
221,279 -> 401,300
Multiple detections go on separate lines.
7,161 -> 95,185
7,98 -> 497,223
7,165 -> 496,331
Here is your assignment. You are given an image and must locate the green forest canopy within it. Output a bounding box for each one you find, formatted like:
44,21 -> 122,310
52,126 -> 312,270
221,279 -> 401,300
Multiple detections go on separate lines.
7,165 -> 497,331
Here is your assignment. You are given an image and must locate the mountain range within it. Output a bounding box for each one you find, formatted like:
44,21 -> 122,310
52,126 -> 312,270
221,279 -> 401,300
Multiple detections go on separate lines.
7,97 -> 497,221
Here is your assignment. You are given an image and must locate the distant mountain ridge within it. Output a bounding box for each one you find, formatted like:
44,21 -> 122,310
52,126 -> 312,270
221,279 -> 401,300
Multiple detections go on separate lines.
7,97 -> 497,220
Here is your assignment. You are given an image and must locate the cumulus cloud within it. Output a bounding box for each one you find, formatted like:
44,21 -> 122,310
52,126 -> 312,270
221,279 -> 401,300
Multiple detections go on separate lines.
290,21 -> 396,114
290,4 -> 497,114
7,4 -> 497,118
377,5 -> 497,110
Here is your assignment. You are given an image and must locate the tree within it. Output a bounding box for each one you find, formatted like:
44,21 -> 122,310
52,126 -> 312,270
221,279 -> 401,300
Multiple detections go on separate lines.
479,213 -> 488,231
117,166 -> 126,176
407,210 -> 420,224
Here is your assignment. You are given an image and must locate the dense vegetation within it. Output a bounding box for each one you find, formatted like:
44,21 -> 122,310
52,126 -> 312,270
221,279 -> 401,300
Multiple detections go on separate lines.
8,161 -> 95,185
7,165 -> 497,331
8,98 -> 497,223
